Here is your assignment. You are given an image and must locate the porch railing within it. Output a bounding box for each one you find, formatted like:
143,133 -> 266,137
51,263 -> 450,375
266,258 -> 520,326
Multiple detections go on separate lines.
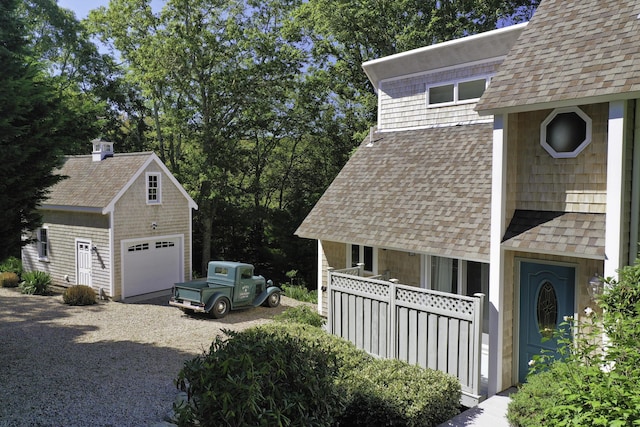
327,266 -> 484,407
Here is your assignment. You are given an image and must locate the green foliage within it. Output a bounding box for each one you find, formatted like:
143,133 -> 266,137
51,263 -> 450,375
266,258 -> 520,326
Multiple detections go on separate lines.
175,326 -> 345,427
338,358 -> 461,427
274,305 -> 325,327
281,283 -> 318,303
0,272 -> 20,288
176,323 -> 461,427
20,271 -> 51,295
62,285 -> 96,306
508,260 -> 640,426
0,256 -> 23,277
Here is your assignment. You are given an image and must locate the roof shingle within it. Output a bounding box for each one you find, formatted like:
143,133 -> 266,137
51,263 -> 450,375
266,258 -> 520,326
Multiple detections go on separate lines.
476,0 -> 640,113
295,125 -> 493,261
44,153 -> 152,209
502,210 -> 605,259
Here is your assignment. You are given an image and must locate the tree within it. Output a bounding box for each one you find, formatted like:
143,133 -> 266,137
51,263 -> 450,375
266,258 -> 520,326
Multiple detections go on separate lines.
20,0 -> 148,153
0,0 -> 69,259
291,0 -> 539,141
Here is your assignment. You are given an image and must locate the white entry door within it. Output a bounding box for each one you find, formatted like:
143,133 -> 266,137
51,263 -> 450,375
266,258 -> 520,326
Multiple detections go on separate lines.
76,241 -> 92,286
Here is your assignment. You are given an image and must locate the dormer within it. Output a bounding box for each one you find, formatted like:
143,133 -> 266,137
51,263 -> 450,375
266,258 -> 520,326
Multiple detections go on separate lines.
92,138 -> 114,161
362,23 -> 526,132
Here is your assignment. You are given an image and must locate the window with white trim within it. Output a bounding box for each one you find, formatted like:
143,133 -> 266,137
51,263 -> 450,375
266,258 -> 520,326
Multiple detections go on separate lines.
349,244 -> 375,273
427,77 -> 488,107
146,172 -> 161,204
540,106 -> 592,158
37,228 -> 49,260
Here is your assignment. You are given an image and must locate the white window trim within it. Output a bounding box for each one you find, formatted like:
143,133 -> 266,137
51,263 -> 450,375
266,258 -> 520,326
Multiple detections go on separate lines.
146,172 -> 162,205
540,106 -> 592,158
37,227 -> 49,261
347,244 -> 377,275
426,75 -> 491,108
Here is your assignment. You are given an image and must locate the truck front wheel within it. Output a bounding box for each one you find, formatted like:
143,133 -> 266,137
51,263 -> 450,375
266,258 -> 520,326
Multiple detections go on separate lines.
210,297 -> 230,319
265,292 -> 281,308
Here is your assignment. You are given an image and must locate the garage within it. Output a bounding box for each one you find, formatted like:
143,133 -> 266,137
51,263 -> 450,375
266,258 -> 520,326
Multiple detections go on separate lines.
121,236 -> 182,298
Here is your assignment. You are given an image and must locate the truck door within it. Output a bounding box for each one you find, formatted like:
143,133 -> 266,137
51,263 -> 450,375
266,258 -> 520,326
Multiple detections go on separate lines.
234,267 -> 256,305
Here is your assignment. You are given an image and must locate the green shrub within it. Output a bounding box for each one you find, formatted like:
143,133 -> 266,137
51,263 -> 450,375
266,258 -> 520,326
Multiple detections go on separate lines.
20,271 -> 51,295
281,283 -> 318,303
175,322 -> 461,427
0,272 -> 20,288
0,256 -> 23,277
338,358 -> 461,427
175,326 -> 345,427
274,305 -> 325,327
62,285 -> 97,305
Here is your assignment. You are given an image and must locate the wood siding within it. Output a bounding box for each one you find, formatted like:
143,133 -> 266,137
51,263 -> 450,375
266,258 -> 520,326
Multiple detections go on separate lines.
378,60 -> 502,130
511,103 -> 608,213
22,211 -> 111,294
112,162 -> 192,300
378,249 -> 421,286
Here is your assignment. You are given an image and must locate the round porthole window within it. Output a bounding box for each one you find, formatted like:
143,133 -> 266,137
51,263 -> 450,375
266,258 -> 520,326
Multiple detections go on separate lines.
540,106 -> 592,158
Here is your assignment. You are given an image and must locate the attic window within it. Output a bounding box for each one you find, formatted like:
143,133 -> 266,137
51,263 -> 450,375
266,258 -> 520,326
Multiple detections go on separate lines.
540,107 -> 592,158
427,78 -> 487,107
146,172 -> 161,204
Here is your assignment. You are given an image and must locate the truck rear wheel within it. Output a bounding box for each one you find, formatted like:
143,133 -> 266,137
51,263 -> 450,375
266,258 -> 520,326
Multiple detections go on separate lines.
265,292 -> 281,308
210,296 -> 230,319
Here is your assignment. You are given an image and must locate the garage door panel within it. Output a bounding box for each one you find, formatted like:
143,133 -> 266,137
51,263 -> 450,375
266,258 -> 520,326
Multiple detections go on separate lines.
123,237 -> 182,298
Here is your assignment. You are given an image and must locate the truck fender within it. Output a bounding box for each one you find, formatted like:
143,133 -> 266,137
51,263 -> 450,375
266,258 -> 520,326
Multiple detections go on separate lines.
204,292 -> 228,313
252,286 -> 281,307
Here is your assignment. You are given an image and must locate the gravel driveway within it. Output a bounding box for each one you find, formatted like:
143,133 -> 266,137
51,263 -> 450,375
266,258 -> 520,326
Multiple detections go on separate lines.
0,287 -> 307,427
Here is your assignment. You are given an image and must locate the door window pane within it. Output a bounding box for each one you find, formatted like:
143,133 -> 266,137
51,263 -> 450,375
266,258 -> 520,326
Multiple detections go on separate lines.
537,281 -> 558,338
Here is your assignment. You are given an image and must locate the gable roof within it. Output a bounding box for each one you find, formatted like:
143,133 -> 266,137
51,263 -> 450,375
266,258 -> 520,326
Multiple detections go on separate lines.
296,124 -> 493,262
476,0 -> 640,114
42,152 -> 197,214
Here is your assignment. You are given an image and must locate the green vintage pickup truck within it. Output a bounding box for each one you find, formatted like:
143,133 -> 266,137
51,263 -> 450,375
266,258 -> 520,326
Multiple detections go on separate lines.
169,261 -> 281,318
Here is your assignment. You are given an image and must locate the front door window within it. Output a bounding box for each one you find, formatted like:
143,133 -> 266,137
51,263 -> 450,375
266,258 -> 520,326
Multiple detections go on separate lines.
536,281 -> 558,339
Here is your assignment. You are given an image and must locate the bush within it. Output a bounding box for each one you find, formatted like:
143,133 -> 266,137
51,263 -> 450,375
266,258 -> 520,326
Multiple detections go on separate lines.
0,256 -> 23,277
274,305 -> 325,327
175,326 -> 345,427
0,272 -> 20,288
281,283 -> 317,303
20,271 -> 51,295
175,323 -> 461,427
338,359 -> 461,427
63,285 -> 97,305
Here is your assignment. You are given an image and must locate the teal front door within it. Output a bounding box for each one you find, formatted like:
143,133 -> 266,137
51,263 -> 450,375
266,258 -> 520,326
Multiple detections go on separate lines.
518,262 -> 575,382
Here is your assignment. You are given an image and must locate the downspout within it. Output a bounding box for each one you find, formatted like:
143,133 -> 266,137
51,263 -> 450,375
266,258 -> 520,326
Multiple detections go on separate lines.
629,100 -> 640,263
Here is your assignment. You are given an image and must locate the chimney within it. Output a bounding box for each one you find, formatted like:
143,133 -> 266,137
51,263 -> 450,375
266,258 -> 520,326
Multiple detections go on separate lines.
92,139 -> 114,161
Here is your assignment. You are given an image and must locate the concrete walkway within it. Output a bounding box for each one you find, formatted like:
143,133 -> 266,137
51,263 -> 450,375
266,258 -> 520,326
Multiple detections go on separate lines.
438,388 -> 517,427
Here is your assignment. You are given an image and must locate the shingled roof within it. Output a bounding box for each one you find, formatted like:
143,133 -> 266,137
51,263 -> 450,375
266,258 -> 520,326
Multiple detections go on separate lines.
295,124 -> 493,261
476,0 -> 640,114
43,152 -> 197,213
502,210 -> 605,259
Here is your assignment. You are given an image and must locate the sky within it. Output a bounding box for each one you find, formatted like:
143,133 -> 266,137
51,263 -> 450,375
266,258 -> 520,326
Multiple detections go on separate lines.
57,0 -> 164,20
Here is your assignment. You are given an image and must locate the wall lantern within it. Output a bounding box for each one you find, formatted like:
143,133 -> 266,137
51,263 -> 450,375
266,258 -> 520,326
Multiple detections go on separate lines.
587,274 -> 604,300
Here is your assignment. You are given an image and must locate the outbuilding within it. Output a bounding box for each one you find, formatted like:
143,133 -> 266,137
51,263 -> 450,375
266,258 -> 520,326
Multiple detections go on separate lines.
22,140 -> 198,300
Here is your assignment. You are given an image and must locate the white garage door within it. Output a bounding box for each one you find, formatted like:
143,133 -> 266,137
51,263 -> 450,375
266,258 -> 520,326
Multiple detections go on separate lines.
122,237 -> 182,298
